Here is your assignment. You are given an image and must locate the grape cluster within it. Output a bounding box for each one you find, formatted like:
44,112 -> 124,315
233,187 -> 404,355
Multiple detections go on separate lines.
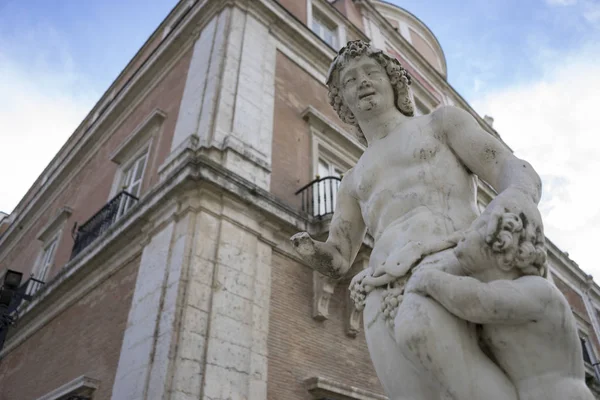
349,278 -> 367,311
380,287 -> 404,329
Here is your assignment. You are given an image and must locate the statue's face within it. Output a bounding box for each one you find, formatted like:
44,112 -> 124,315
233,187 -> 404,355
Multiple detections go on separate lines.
339,55 -> 395,118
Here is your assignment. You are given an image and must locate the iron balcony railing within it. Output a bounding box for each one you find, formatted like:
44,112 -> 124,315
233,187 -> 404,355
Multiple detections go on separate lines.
295,176 -> 342,218
5,276 -> 45,315
71,190 -> 139,259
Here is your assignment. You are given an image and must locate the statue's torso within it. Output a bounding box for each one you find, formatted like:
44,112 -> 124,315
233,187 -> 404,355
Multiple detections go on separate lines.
350,112 -> 479,267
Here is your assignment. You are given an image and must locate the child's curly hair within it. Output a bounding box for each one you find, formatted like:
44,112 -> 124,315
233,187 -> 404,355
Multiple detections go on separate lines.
487,213 -> 547,277
326,40 -> 414,145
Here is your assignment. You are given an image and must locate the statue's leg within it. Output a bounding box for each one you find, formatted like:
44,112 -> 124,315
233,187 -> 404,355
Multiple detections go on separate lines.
394,291 -> 517,400
364,288 -> 440,400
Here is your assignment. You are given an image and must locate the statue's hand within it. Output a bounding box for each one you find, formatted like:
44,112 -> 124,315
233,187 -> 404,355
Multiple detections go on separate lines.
350,267 -> 374,290
373,241 -> 423,278
349,267 -> 374,311
404,269 -> 434,295
290,232 -> 317,258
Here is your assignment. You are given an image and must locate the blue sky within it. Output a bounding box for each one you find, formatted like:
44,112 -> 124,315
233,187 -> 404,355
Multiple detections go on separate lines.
389,0 -> 600,98
1,0 -> 600,278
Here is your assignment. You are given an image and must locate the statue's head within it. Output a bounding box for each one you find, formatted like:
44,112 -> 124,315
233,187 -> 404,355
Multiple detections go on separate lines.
455,212 -> 548,279
327,40 -> 414,145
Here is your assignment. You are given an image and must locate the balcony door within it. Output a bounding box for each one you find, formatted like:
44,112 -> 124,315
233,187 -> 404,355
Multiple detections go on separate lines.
116,152 -> 147,219
314,159 -> 343,216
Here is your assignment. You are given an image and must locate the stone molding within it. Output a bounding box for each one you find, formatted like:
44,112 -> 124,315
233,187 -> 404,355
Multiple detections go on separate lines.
36,206 -> 73,243
305,376 -> 388,400
109,108 -> 166,164
36,375 -> 100,400
312,271 -> 339,321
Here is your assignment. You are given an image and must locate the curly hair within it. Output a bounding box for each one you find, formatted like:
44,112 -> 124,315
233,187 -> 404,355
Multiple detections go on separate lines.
326,40 -> 414,145
486,212 -> 548,278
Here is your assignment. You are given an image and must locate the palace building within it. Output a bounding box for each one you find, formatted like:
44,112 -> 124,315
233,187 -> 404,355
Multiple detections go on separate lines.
1,1 -> 599,398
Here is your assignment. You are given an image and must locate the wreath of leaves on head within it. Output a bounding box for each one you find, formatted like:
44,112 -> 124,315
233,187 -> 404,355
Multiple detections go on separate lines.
326,40 -> 414,145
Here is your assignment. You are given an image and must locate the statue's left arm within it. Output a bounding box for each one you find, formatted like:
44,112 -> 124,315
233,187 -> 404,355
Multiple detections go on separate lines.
440,106 -> 542,203
439,106 -> 543,243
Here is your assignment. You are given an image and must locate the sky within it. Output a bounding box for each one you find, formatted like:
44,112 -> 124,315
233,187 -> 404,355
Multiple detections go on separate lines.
1,0 -> 599,278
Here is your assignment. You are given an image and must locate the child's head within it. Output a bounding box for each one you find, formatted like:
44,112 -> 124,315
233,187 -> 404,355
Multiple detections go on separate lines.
455,212 -> 547,278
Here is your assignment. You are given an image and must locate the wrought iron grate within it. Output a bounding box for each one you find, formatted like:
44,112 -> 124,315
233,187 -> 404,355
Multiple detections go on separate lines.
70,190 -> 139,259
295,176 -> 342,218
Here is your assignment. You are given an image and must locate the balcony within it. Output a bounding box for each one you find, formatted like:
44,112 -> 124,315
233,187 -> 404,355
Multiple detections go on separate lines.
295,176 -> 341,218
71,191 -> 139,259
4,276 -> 45,315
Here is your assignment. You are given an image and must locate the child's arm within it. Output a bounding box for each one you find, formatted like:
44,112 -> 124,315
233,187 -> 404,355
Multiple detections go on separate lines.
406,270 -> 554,324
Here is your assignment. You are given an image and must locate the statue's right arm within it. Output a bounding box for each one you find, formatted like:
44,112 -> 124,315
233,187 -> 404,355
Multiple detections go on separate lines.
291,170 -> 367,279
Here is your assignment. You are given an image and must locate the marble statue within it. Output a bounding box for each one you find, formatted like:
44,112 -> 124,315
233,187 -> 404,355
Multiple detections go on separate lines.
291,40 -> 594,400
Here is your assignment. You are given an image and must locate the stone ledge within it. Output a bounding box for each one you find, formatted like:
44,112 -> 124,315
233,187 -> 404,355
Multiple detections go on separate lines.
36,375 -> 100,400
305,376 -> 387,400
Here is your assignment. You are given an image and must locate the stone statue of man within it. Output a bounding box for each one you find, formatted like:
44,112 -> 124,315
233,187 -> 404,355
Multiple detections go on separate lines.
291,40 -> 593,399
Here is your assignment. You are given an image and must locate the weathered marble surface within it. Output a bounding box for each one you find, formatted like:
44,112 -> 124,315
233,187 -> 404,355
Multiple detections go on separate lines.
291,40 -> 593,400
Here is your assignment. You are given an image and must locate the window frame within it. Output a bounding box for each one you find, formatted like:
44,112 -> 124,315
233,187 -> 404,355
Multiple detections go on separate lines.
312,10 -> 339,49
109,108 -> 165,201
578,330 -> 600,382
307,0 -> 347,51
115,149 -> 149,219
37,236 -> 58,282
31,207 -> 72,290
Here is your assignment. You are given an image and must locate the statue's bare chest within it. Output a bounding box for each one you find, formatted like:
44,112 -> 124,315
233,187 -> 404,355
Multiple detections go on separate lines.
352,127 -> 450,201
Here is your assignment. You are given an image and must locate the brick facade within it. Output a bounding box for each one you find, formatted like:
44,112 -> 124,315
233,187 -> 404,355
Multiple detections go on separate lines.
268,253 -> 383,399
0,46 -> 192,285
0,256 -> 139,400
271,51 -> 347,209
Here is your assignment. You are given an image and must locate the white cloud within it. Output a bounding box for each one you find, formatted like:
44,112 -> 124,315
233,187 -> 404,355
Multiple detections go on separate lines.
473,44 -> 600,279
0,26 -> 98,214
584,1 -> 600,23
545,0 -> 577,6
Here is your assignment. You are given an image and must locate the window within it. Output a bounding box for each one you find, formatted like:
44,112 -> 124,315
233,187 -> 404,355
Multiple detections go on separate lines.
582,337 -> 594,365
27,237 -> 58,296
116,151 -> 148,219
300,106 -> 362,217
314,158 -> 343,216
312,11 -> 338,49
38,238 -> 57,281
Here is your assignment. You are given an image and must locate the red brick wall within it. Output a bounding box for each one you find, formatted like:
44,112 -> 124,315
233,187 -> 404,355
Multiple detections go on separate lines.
552,276 -> 600,357
333,0 -> 365,32
0,255 -> 140,400
276,0 -> 307,24
268,253 -> 384,399
0,47 -> 192,284
270,51 -> 349,210
554,276 -> 589,322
